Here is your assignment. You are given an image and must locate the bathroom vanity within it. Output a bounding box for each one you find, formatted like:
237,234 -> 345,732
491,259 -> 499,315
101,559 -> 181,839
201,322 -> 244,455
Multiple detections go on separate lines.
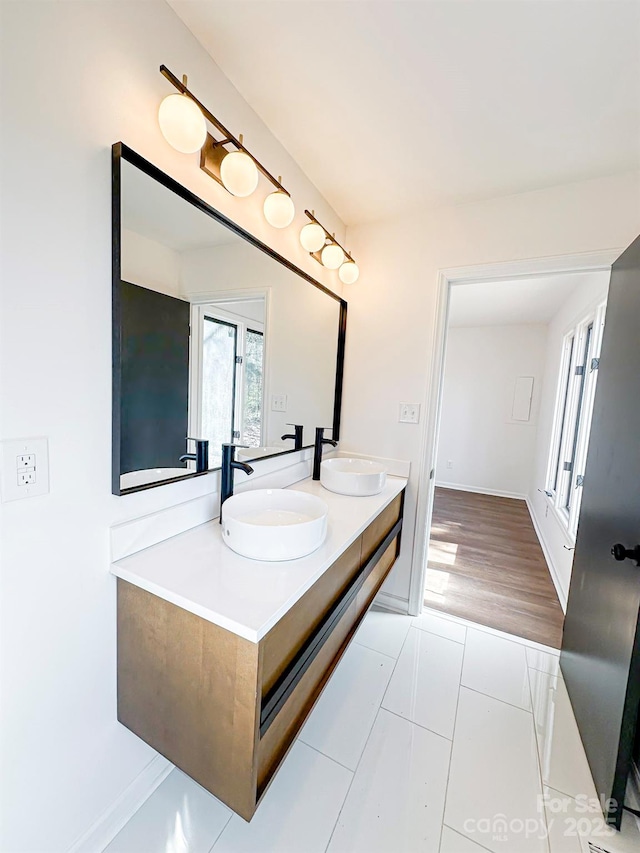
112,476 -> 406,820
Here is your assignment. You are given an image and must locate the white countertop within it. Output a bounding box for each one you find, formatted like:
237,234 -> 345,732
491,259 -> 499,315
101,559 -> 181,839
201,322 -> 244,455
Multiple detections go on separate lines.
111,476 -> 407,643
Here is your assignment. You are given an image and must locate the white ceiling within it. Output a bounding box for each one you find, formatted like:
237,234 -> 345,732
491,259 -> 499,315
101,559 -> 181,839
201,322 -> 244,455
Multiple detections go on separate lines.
448,271 -> 608,328
168,0 -> 640,225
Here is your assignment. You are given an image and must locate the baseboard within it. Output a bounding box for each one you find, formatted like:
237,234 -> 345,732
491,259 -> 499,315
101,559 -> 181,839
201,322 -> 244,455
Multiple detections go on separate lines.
525,496 -> 568,612
435,482 -> 527,501
67,754 -> 172,853
374,590 -> 410,615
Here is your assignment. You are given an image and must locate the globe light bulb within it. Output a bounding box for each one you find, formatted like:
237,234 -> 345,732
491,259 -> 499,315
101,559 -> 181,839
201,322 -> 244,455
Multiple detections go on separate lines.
158,94 -> 207,154
220,150 -> 259,197
299,222 -> 326,253
321,243 -> 345,270
263,190 -> 295,228
339,260 -> 360,284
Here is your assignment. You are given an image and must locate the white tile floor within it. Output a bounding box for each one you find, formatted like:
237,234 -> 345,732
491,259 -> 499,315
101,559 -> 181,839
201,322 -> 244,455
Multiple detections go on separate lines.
106,608 -> 640,853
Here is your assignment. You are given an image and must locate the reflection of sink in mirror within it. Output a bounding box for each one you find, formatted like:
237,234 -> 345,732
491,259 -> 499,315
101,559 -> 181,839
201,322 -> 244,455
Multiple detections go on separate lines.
320,458 -> 387,496
221,489 -> 328,561
236,446 -> 285,462
114,152 -> 344,494
121,467 -> 191,490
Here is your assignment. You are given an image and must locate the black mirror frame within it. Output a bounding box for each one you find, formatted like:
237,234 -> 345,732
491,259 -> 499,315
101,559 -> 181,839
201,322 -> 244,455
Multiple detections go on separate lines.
112,142 -> 347,496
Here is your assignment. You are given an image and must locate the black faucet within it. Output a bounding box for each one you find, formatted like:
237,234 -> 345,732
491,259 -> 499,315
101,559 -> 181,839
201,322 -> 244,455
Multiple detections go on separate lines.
220,444 -> 254,521
179,438 -> 209,473
281,424 -> 304,451
313,427 -> 337,480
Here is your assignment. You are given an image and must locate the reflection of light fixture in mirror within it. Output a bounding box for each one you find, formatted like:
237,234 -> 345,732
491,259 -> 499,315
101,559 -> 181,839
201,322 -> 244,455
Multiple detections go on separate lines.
264,181 -> 295,228
299,222 -> 325,252
321,243 -> 345,269
159,65 -> 293,213
158,91 -> 207,154
303,210 -> 360,281
339,260 -> 360,284
220,143 -> 259,197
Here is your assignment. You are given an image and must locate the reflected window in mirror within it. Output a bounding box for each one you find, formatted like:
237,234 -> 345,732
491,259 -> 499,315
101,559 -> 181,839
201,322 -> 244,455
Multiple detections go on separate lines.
194,298 -> 266,468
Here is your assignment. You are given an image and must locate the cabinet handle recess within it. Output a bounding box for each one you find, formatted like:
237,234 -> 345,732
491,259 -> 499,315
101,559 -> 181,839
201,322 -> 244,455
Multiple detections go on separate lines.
259,517 -> 403,736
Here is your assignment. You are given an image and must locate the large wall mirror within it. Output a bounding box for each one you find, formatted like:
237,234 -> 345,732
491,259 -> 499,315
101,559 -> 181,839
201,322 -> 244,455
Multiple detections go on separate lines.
112,143 -> 347,495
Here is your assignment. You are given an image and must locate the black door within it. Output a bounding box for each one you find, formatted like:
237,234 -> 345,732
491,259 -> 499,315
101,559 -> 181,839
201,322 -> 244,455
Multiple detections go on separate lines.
561,234 -> 640,829
120,281 -> 190,474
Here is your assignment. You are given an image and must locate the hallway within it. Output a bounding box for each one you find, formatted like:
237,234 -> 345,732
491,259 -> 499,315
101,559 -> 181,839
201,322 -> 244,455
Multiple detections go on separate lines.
426,488 -> 564,647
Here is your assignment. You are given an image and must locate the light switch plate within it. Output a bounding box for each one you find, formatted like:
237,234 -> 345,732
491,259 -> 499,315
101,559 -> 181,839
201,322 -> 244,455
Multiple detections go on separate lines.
271,394 -> 288,413
1,437 -> 50,502
399,402 -> 421,424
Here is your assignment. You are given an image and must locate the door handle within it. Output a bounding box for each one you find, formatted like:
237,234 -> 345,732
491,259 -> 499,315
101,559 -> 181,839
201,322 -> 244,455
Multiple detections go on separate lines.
611,543 -> 640,566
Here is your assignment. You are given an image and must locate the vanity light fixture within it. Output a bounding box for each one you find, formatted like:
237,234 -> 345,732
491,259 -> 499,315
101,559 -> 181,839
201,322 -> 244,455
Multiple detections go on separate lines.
299,222 -> 326,253
158,92 -> 207,154
338,259 -> 360,285
159,65 -> 293,215
302,211 -> 360,283
219,144 -> 259,197
321,243 -> 345,270
263,180 -> 296,228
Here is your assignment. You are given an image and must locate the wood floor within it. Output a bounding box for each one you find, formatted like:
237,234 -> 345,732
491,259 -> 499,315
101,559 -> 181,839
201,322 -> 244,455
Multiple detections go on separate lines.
426,487 -> 564,648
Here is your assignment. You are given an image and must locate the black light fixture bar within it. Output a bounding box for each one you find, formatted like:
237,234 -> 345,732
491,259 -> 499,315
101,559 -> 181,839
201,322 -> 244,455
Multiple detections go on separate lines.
160,65 -> 289,196
304,209 -> 355,263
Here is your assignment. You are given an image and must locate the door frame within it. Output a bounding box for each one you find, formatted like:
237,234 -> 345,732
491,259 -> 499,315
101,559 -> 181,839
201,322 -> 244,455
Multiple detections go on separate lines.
408,249 -> 623,616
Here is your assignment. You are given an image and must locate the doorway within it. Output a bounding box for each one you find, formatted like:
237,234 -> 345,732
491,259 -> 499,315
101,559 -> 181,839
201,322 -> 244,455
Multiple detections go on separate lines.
416,258 -> 614,648
189,295 -> 267,468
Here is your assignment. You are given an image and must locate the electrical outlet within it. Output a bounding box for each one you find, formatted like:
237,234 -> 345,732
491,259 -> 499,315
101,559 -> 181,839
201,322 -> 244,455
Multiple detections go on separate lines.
271,394 -> 287,413
18,469 -> 36,486
1,437 -> 49,502
399,402 -> 420,424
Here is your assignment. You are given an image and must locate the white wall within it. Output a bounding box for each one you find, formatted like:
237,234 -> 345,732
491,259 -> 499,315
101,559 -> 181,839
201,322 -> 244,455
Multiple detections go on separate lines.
436,324 -> 548,498
527,273 -> 610,608
341,171 -> 640,612
121,228 -> 182,296
0,3 -> 345,851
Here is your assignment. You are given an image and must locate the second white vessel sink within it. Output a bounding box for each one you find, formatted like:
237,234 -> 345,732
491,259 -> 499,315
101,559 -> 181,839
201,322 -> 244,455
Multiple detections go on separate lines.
320,457 -> 387,496
221,489 -> 328,561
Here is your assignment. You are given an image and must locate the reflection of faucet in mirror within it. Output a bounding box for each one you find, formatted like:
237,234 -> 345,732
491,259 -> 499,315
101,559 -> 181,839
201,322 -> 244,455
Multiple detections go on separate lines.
220,444 -> 254,521
179,438 -> 209,473
313,427 -> 338,480
281,424 -> 304,451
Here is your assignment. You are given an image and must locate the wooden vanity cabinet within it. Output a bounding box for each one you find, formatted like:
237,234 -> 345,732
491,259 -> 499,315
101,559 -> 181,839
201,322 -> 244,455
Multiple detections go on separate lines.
117,490 -> 404,820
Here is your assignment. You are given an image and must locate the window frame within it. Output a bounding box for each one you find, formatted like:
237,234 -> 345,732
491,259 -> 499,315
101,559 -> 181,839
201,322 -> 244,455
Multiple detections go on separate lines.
545,301 -> 606,539
189,302 -> 267,462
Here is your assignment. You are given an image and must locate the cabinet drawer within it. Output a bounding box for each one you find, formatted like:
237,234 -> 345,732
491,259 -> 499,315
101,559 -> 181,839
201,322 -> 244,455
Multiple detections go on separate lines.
356,536 -> 399,614
361,494 -> 403,565
261,537 -> 362,697
257,597 -> 358,796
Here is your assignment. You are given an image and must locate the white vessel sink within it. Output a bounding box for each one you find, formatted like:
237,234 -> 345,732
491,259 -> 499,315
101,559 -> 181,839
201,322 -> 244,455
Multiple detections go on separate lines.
320,458 -> 387,496
221,489 -> 328,561
236,446 -> 285,461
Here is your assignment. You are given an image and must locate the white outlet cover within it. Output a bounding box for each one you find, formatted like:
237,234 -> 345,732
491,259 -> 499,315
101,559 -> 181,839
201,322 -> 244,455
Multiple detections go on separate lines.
1,437 -> 50,502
